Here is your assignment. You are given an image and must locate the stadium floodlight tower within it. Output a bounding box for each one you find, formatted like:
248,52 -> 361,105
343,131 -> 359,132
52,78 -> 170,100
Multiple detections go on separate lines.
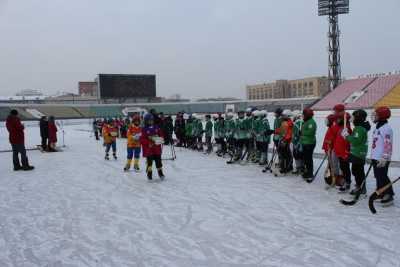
318,0 -> 349,90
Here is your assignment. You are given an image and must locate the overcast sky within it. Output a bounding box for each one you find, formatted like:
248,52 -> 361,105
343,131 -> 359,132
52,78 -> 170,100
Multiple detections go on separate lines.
0,0 -> 399,99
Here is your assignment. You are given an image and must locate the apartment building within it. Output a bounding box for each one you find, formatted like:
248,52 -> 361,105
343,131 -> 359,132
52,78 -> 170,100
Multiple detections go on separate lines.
246,76 -> 329,100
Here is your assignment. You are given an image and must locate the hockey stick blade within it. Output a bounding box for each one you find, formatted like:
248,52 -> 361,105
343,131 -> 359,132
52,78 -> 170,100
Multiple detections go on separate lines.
369,177 -> 400,214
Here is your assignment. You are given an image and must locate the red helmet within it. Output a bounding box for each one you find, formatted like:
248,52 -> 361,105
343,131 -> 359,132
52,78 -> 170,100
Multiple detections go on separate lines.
303,108 -> 314,117
375,106 -> 391,121
333,104 -> 345,113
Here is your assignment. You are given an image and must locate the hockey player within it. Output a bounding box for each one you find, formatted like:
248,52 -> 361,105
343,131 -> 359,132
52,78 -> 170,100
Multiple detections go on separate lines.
185,115 -> 194,149
214,114 -> 226,156
370,106 -> 394,206
141,113 -> 165,180
244,108 -> 256,161
292,111 -> 304,175
300,108 -> 317,179
273,108 -> 284,148
322,113 -> 339,186
124,115 -> 142,172
342,109 -> 371,195
334,112 -> 352,192
224,113 -> 236,157
204,115 -> 213,153
232,111 -> 248,162
174,112 -> 186,147
254,110 -> 272,165
277,110 -> 294,174
103,119 -> 118,160
193,115 -> 204,151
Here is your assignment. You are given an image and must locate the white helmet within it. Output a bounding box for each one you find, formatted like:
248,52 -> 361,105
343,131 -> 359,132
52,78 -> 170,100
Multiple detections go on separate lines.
183,113 -> 189,120
282,109 -> 293,118
260,110 -> 268,117
292,110 -> 302,119
226,112 -> 234,119
246,108 -> 252,113
252,110 -> 260,117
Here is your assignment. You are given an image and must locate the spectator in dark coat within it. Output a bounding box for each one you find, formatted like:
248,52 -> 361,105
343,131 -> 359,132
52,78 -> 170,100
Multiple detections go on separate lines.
39,116 -> 49,150
174,112 -> 186,147
5,110 -> 34,171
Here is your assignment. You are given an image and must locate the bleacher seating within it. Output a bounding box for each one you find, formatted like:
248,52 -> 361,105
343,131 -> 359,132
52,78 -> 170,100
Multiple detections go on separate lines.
312,78 -> 375,110
346,74 -> 400,109
0,107 -> 11,121
35,106 -> 83,119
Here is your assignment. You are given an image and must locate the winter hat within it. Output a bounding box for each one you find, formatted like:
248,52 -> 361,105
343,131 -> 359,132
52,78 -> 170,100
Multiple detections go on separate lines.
10,109 -> 18,116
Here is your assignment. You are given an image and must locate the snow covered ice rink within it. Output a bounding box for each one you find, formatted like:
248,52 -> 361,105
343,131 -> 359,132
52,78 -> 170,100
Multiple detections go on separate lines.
1,121 -> 400,267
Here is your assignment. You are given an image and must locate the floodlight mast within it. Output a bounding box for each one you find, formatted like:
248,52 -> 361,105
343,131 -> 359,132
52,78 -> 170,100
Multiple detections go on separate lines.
319,0 -> 349,90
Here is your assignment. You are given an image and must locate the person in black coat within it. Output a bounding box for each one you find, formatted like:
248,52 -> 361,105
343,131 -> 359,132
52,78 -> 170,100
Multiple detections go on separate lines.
39,116 -> 49,150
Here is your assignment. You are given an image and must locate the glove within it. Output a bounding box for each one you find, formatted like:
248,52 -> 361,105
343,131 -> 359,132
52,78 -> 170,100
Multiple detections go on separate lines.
377,159 -> 388,168
341,129 -> 349,138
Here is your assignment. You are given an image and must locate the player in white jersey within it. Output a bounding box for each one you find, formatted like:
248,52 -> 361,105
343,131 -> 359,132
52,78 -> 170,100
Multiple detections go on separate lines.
371,106 -> 394,206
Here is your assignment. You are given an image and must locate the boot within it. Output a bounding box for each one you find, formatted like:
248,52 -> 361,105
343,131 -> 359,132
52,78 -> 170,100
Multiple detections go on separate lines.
113,153 -> 117,160
124,159 -> 132,171
22,165 -> 34,171
147,166 -> 152,180
105,153 -> 110,160
14,164 -> 22,171
157,168 -> 165,180
381,194 -> 394,206
133,159 -> 140,171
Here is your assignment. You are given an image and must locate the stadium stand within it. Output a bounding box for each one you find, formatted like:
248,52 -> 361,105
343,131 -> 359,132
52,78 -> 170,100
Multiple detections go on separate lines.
35,106 -> 83,119
89,106 -> 123,118
312,77 -> 376,110
346,74 -> 400,109
0,107 -> 11,121
375,79 -> 400,108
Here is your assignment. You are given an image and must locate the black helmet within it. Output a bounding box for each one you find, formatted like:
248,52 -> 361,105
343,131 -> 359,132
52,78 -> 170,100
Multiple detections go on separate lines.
274,108 -> 283,115
352,109 -> 367,122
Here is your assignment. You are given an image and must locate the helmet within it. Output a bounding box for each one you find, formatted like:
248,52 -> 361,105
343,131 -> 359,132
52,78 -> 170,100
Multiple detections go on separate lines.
246,108 -> 252,113
325,114 -> 336,127
374,106 -> 391,121
252,110 -> 260,117
352,109 -> 367,123
144,113 -> 154,122
274,107 -> 283,116
260,110 -> 268,117
226,112 -> 234,119
183,113 -> 189,120
303,108 -> 314,118
333,104 -> 345,113
282,109 -> 292,118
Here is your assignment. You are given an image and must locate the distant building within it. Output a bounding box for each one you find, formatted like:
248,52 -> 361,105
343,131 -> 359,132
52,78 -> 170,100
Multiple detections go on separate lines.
16,89 -> 43,97
79,82 -> 98,96
246,76 -> 329,100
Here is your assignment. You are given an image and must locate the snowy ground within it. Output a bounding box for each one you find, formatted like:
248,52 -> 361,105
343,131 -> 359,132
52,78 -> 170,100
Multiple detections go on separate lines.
0,122 -> 400,267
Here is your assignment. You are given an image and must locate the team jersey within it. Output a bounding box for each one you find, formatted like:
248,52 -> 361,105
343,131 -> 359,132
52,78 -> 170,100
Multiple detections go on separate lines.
371,123 -> 393,161
127,124 -> 142,148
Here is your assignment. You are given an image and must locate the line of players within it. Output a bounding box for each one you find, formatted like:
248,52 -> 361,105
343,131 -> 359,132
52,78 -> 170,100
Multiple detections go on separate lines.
175,105 -> 395,206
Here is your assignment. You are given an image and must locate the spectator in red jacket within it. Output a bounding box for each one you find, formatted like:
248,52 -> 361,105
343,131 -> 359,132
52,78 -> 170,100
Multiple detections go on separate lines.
141,113 -> 165,181
48,116 -> 58,152
5,110 -> 34,171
